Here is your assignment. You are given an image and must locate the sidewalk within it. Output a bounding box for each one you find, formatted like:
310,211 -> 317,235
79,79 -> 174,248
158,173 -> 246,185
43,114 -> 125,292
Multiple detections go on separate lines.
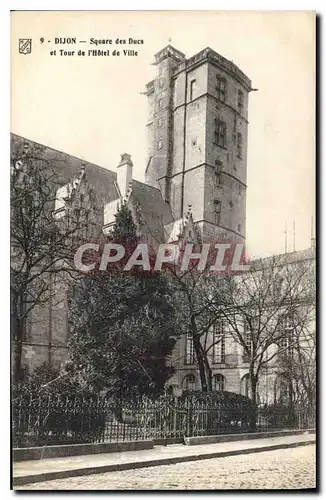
13,433 -> 316,487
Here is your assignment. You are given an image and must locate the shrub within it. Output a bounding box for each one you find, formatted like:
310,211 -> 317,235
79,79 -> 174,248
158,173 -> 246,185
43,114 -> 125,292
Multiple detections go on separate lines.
180,390 -> 254,434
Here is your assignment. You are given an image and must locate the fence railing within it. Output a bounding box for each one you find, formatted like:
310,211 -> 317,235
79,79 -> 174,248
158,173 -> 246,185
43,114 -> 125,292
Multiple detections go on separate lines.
12,394 -> 315,448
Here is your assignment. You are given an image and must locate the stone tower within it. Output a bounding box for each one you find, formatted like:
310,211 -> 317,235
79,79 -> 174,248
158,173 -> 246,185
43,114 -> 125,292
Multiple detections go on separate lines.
144,45 -> 252,243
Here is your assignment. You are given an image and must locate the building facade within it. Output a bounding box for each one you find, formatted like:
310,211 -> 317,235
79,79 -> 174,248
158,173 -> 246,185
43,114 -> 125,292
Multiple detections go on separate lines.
11,44 -> 315,404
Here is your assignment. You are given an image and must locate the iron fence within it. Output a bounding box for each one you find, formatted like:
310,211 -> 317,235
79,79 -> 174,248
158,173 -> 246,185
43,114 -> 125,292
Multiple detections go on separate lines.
12,394 -> 315,448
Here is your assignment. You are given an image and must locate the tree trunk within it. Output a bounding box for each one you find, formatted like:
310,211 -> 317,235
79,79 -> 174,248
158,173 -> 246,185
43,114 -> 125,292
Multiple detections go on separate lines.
203,356 -> 213,392
14,320 -> 24,384
12,293 -> 26,385
249,366 -> 258,432
193,335 -> 208,392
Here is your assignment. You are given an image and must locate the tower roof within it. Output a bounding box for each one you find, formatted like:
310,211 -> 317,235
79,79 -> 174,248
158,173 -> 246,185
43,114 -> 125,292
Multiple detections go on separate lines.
153,45 -> 186,65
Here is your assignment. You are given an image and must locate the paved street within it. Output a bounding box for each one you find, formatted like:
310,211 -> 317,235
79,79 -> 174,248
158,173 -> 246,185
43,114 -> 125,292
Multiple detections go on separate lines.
16,445 -> 316,490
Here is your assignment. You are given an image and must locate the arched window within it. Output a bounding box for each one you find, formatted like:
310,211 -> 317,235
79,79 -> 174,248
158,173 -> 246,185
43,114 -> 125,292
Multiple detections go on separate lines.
241,373 -> 250,397
213,374 -> 225,391
182,374 -> 196,391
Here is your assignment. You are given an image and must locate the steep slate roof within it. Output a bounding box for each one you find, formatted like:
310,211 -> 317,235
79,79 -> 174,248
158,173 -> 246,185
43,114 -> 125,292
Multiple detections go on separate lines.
11,133 -> 174,241
11,134 -> 119,208
131,180 -> 174,243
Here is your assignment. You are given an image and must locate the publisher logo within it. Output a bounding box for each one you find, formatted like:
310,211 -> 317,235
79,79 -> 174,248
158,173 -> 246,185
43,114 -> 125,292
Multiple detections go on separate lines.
19,39 -> 32,55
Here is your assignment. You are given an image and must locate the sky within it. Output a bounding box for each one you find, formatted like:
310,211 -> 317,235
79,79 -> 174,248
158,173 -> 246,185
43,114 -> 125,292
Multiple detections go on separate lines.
11,10 -> 315,257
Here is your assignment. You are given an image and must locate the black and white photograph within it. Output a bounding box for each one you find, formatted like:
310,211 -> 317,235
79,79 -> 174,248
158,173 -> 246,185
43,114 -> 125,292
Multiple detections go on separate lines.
10,10 -> 316,491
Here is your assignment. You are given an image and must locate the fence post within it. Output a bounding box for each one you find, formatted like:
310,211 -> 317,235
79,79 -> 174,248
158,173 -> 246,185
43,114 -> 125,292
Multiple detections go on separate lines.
187,399 -> 193,437
173,396 -> 178,439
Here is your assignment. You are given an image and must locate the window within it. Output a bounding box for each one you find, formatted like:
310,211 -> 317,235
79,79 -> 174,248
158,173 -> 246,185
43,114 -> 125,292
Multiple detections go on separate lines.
214,119 -> 227,148
24,314 -> 32,341
213,374 -> 225,391
214,160 -> 222,186
158,98 -> 163,110
241,374 -> 250,397
243,318 -> 256,362
214,199 -> 221,225
159,77 -> 164,88
273,278 -> 284,297
157,139 -> 163,150
213,321 -> 226,363
238,89 -> 244,111
237,133 -> 243,158
274,376 -> 290,404
238,223 -> 241,233
185,333 -> 196,364
157,117 -> 164,128
278,316 -> 294,357
216,76 -> 227,102
183,374 -> 196,391
190,79 -> 197,100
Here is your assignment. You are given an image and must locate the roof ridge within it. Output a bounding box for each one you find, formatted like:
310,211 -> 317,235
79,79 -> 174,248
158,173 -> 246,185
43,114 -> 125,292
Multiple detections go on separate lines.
10,132 -> 115,177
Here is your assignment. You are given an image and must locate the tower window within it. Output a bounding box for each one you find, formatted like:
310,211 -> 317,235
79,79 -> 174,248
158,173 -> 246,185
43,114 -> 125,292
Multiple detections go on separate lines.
238,89 -> 244,111
190,79 -> 197,101
157,139 -> 163,150
158,98 -> 163,110
238,223 -> 241,233
214,199 -> 221,225
158,117 -> 164,128
159,77 -> 164,88
237,133 -> 243,158
214,161 -> 222,186
216,76 -> 227,102
214,119 -> 227,148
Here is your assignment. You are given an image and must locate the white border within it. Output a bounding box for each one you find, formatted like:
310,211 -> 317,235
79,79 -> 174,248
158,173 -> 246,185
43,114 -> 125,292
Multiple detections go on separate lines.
2,3 -> 322,497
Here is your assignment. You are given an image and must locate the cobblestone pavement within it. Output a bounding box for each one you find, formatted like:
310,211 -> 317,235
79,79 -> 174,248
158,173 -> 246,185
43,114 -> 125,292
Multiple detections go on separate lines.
16,445 -> 316,490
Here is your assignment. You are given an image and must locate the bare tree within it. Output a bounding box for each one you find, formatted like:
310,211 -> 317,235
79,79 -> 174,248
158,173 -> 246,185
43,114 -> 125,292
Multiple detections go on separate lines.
160,248 -> 230,393
276,323 -> 316,411
209,253 -> 315,429
10,140 -> 100,382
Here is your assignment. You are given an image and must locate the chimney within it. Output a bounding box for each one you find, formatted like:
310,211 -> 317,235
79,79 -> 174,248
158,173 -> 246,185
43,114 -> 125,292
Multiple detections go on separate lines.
117,153 -> 133,200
